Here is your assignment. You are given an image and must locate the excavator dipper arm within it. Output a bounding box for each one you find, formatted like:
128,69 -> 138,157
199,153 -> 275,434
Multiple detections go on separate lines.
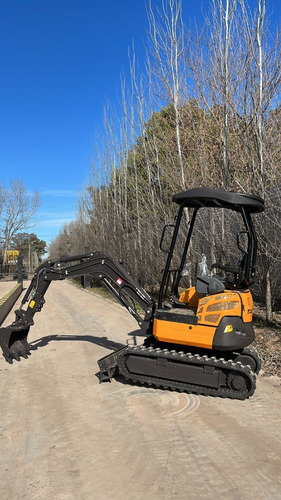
0,251 -> 155,364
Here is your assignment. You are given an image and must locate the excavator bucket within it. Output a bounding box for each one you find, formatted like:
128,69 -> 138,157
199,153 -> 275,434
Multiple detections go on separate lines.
0,325 -> 30,364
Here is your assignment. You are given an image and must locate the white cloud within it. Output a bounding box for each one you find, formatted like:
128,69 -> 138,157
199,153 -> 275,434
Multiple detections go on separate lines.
33,210 -> 76,229
38,217 -> 76,228
41,189 -> 78,198
38,211 -> 75,218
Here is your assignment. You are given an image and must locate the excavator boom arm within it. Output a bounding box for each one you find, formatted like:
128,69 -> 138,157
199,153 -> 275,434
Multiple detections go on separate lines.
0,251 -> 155,363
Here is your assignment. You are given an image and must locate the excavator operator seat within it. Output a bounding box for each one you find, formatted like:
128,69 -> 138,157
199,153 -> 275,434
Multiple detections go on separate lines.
195,275 -> 225,296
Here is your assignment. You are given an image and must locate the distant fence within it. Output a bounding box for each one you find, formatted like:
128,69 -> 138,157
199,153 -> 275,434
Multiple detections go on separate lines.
0,283 -> 23,326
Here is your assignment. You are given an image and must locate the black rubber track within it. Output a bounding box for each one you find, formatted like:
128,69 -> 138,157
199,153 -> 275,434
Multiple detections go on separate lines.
116,345 -> 256,400
234,347 -> 261,374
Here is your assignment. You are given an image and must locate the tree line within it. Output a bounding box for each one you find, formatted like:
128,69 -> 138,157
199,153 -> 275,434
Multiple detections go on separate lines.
0,179 -> 46,270
48,0 -> 281,320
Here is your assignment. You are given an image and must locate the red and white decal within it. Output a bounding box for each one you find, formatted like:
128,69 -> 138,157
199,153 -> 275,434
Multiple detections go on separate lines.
116,277 -> 123,286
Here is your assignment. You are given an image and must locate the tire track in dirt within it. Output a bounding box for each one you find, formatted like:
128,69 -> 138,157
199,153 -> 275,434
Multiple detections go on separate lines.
0,281 -> 281,499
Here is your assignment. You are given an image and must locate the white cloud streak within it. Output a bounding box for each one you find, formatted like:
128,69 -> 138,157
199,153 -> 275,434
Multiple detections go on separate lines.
41,189 -> 78,197
38,217 -> 76,227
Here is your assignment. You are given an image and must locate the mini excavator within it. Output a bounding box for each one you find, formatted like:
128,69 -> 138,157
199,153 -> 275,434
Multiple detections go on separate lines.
0,188 -> 264,399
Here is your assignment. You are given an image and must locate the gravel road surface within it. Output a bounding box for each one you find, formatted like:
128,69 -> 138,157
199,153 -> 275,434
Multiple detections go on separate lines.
0,280 -> 18,297
0,280 -> 280,500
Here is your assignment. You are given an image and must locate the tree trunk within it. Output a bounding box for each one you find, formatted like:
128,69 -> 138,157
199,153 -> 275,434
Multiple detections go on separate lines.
265,268 -> 273,322
256,0 -> 265,195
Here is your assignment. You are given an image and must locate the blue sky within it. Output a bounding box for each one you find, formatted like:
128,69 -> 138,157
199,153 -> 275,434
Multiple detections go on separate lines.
1,0 -> 280,248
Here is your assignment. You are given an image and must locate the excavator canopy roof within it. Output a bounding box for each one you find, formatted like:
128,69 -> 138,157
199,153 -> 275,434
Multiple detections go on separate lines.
172,188 -> 264,213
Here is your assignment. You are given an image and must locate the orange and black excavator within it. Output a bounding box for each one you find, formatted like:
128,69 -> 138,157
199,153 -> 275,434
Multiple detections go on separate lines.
0,188 -> 264,399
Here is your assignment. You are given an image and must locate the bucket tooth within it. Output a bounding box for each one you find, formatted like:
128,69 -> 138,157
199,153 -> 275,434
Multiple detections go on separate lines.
21,347 -> 29,359
2,351 -> 13,364
10,347 -> 21,362
10,340 -> 30,361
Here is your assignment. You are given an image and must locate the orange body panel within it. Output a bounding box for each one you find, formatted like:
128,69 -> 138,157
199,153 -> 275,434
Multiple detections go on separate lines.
179,287 -> 199,308
241,291 -> 253,322
197,291 -> 242,326
153,318 -> 216,349
153,288 -> 254,349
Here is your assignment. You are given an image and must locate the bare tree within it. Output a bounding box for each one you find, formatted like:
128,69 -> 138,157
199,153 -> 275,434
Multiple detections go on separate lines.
217,0 -> 237,188
187,0 -> 251,188
249,0 -> 281,320
0,182 -> 4,217
0,179 -> 40,265
256,0 -> 266,194
147,0 -> 186,189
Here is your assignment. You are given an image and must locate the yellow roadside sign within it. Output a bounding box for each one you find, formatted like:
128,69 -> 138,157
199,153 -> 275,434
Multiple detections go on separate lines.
6,250 -> 20,263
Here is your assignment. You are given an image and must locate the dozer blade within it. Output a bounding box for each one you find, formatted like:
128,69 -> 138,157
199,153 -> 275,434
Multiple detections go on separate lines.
0,326 -> 31,364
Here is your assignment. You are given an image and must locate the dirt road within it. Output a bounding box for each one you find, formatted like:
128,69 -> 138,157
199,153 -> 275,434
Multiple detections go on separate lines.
0,281 -> 281,500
